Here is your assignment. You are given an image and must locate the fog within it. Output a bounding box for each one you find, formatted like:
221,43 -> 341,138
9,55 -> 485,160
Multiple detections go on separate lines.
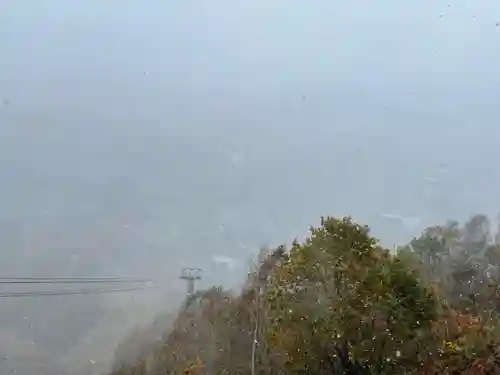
1,0 -> 500,373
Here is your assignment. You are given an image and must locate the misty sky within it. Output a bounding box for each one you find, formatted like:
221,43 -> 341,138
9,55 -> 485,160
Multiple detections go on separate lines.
2,0 -> 500,280
1,1 -> 500,372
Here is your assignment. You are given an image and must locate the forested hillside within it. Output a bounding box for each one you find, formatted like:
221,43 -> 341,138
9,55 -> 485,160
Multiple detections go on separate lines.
110,214 -> 500,375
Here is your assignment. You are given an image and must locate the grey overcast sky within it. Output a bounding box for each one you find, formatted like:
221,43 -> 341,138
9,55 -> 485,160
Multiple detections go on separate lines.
3,1 -> 500,102
1,1 -> 500,373
1,0 -> 500,276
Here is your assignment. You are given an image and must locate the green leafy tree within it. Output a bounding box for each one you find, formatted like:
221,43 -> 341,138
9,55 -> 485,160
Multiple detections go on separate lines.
402,215 -> 500,312
108,214 -> 500,375
399,214 -> 500,374
264,216 -> 438,375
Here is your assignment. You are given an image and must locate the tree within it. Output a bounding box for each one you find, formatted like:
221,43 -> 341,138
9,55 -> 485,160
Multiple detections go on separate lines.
399,214 -> 500,374
264,217 -> 438,375
108,214 -> 500,375
402,215 -> 500,312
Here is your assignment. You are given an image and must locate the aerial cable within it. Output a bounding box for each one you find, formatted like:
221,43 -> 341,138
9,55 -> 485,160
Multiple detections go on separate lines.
0,285 -> 158,298
0,278 -> 152,284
